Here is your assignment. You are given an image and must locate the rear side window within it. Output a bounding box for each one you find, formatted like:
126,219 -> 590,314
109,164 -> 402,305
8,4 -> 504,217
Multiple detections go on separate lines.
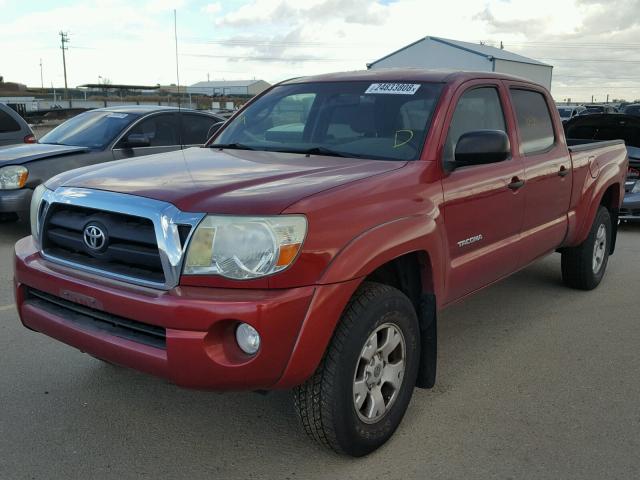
0,110 -> 21,133
511,89 -> 555,155
444,87 -> 506,163
180,114 -> 220,145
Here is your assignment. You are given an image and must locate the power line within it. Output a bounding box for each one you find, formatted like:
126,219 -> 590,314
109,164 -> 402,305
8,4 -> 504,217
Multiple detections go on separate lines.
181,53 -> 358,62
541,58 -> 640,63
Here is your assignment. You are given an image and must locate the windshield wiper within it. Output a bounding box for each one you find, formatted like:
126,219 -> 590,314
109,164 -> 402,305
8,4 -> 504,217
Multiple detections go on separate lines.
275,146 -> 362,158
210,143 -> 256,150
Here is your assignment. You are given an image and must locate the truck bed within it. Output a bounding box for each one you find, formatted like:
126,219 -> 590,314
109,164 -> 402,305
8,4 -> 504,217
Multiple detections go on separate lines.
566,138 -> 626,152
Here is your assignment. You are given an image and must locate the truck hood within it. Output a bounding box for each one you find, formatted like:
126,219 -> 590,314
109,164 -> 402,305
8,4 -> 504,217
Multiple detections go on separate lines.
47,147 -> 406,214
0,143 -> 90,167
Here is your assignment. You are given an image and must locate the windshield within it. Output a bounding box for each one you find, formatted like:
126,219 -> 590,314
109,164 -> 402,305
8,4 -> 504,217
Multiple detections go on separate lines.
212,81 -> 444,161
584,106 -> 605,114
40,110 -> 137,149
557,107 -> 573,116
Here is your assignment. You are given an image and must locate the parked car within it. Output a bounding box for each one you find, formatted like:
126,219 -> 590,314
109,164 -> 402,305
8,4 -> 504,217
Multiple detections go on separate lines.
0,106 -> 224,221
580,104 -> 618,115
15,70 -> 627,456
565,113 -> 640,221
0,103 -> 36,147
557,105 -> 585,122
622,104 -> 640,117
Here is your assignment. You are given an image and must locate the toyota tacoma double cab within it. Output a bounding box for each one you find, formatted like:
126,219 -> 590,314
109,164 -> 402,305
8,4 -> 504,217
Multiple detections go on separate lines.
14,70 -> 628,456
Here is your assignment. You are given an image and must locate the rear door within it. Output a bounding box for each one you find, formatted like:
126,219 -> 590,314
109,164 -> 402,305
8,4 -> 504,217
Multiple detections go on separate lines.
506,85 -> 572,264
441,81 -> 525,303
112,113 -> 182,160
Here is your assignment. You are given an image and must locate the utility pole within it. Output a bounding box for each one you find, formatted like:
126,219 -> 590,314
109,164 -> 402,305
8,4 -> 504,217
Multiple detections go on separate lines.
39,59 -> 44,89
59,31 -> 70,107
174,10 -> 181,108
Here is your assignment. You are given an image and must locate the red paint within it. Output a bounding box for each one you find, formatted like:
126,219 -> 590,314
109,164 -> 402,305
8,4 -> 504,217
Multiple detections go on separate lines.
15,70 -> 628,390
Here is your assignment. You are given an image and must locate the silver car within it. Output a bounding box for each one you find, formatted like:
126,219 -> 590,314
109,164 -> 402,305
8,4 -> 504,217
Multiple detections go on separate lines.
0,105 -> 224,222
0,103 -> 36,146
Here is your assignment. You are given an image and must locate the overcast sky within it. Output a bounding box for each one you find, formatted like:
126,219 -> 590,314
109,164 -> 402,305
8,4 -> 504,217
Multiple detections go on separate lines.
1,0 -> 640,102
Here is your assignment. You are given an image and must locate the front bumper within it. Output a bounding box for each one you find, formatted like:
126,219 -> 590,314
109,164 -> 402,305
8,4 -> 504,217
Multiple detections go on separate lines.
0,188 -> 32,213
14,236 -> 356,390
620,188 -> 640,220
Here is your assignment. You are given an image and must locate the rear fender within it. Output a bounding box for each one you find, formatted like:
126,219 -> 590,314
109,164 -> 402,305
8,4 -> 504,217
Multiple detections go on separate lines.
565,165 -> 624,249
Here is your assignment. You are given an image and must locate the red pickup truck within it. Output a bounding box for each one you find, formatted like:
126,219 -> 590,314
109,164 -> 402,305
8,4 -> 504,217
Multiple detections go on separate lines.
14,70 -> 627,456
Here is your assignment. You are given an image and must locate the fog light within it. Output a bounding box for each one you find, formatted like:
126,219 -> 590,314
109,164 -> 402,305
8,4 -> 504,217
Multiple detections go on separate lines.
235,323 -> 260,355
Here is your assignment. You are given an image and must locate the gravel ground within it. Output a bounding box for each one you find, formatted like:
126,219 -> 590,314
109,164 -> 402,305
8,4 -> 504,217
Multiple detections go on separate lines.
1,219 -> 639,480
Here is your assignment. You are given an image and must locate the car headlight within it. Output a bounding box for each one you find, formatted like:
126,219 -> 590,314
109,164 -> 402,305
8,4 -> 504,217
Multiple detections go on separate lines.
183,215 -> 307,279
632,181 -> 640,194
30,184 -> 48,244
0,165 -> 28,190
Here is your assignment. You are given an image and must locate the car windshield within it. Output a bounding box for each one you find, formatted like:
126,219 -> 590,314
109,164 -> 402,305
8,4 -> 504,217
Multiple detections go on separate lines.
212,81 -> 444,161
40,110 -> 137,149
557,107 -> 573,116
585,106 -> 605,113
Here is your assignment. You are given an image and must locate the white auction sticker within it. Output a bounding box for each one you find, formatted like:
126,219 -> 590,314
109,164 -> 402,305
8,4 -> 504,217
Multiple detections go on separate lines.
106,113 -> 128,119
365,83 -> 421,95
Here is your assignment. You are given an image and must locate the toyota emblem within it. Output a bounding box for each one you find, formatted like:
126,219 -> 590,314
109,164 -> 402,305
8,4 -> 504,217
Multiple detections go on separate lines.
83,224 -> 107,252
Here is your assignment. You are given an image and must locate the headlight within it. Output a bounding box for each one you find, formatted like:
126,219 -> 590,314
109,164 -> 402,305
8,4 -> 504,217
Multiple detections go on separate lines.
183,215 -> 307,279
0,165 -> 28,189
632,181 -> 640,194
30,184 -> 48,243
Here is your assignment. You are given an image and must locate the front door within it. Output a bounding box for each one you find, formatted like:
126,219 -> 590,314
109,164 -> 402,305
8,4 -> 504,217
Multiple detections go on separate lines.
441,83 -> 525,303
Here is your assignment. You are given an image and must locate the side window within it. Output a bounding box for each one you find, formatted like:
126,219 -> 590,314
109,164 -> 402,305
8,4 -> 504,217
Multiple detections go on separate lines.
444,87 -> 506,163
181,114 -> 219,145
510,89 -> 555,155
123,114 -> 179,147
0,110 -> 21,133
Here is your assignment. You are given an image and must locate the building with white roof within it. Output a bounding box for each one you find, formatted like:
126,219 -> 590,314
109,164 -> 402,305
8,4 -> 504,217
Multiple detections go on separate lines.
367,36 -> 553,90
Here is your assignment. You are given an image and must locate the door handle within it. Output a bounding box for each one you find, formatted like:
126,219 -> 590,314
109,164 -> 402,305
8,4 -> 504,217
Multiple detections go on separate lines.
508,177 -> 525,191
558,165 -> 570,177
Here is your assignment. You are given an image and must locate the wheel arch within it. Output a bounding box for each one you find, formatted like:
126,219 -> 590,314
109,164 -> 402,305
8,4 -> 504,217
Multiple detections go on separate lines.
275,216 -> 443,389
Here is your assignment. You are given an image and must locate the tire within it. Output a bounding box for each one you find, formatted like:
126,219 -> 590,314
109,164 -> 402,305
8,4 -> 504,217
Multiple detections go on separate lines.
293,282 -> 420,456
561,206 -> 612,290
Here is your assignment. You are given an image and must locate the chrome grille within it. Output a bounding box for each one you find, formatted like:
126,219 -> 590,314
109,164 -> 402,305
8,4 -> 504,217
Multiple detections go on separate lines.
36,187 -> 204,290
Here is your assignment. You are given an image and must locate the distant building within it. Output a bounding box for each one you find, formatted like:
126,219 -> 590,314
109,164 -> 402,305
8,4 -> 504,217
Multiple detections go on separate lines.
186,80 -> 271,97
368,36 -> 553,90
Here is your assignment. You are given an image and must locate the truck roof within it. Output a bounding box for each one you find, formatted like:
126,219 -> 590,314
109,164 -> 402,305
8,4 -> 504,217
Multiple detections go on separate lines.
282,69 -> 542,88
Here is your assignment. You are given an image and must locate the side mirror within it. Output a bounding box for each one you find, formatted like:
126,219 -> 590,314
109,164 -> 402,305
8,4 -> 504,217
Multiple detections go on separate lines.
453,130 -> 510,169
122,133 -> 150,148
207,121 -> 225,139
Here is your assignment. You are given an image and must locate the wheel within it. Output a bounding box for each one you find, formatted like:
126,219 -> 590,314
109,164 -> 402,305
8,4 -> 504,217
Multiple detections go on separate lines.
561,206 -> 612,290
0,212 -> 19,223
293,282 -> 420,456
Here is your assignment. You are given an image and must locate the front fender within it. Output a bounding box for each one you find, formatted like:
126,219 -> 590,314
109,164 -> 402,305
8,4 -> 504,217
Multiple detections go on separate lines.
319,214 -> 444,296
273,214 -> 444,388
